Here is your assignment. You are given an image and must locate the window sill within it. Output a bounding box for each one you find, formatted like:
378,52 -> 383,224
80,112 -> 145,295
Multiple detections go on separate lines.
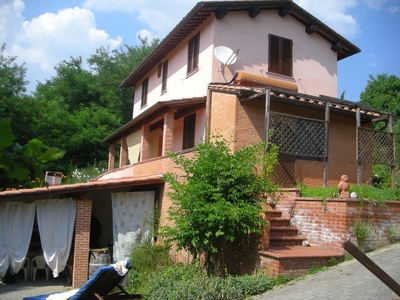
186,68 -> 199,79
266,71 -> 294,80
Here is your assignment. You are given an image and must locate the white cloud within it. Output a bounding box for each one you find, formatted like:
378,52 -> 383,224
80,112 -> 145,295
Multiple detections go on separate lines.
293,0 -> 361,39
0,0 -> 24,42
388,5 -> 400,13
1,1 -> 122,89
82,0 -> 198,38
362,0 -> 388,9
136,29 -> 155,43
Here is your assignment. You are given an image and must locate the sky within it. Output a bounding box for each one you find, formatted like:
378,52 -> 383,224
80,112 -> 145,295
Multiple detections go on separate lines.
1,0 -> 399,102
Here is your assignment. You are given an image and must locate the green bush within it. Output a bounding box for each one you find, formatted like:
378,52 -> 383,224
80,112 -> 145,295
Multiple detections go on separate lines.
144,264 -> 281,300
351,219 -> 371,241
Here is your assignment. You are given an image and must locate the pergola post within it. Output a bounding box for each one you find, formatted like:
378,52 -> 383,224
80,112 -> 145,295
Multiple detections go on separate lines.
264,88 -> 271,150
323,101 -> 330,188
356,107 -> 361,185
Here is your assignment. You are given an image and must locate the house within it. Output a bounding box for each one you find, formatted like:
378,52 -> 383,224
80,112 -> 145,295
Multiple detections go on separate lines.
0,0 -> 395,288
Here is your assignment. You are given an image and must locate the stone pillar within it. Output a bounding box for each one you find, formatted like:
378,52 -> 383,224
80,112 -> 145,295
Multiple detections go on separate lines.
119,137 -> 128,167
140,123 -> 150,161
108,143 -> 116,171
162,111 -> 174,156
260,211 -> 272,251
72,195 -> 92,287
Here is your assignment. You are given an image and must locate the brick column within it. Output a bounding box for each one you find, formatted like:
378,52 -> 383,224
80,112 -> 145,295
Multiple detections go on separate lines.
140,123 -> 150,161
162,111 -> 174,156
108,143 -> 116,171
72,195 -> 92,287
119,137 -> 128,167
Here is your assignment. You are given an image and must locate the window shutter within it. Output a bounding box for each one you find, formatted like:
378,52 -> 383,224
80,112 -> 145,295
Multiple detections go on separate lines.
269,35 -> 279,73
183,113 -> 196,150
282,39 -> 292,77
162,60 -> 168,92
187,41 -> 194,73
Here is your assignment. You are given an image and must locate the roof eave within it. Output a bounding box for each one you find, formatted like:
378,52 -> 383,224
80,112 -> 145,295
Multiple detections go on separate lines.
119,1 -> 361,88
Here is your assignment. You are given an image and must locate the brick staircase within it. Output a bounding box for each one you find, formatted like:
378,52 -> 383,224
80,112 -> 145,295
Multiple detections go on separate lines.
259,210 -> 344,277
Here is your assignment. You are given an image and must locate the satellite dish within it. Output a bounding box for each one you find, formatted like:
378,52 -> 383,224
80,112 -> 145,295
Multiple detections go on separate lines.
214,46 -> 240,71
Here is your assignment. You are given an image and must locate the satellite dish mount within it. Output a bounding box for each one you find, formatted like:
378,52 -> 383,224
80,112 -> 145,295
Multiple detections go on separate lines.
214,46 -> 240,71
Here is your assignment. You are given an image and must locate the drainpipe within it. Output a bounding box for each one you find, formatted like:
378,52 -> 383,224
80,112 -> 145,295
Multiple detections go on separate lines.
205,87 -> 212,141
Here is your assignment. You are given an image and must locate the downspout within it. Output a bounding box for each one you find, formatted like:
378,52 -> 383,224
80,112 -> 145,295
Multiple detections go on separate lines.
205,86 -> 212,141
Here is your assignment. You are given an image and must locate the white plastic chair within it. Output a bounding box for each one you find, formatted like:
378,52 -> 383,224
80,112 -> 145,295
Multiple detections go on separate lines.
31,255 -> 50,281
21,257 -> 30,281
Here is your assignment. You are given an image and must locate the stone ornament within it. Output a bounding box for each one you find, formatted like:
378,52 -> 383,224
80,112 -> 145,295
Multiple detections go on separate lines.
338,175 -> 350,198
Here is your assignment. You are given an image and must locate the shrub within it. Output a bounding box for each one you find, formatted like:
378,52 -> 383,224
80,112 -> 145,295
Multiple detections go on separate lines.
144,264 -> 282,300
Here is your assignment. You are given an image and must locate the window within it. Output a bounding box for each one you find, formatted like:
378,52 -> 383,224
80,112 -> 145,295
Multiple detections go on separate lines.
268,34 -> 292,77
161,60 -> 168,93
187,33 -> 200,75
141,77 -> 148,108
182,113 -> 196,150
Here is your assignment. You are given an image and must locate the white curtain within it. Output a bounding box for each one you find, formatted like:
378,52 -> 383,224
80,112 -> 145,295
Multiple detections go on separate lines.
111,192 -> 154,263
36,198 -> 76,277
0,201 -> 36,277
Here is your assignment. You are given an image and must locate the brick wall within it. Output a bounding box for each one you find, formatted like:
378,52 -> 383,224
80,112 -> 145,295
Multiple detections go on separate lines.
73,198 -> 92,287
276,189 -> 400,253
210,92 -> 237,150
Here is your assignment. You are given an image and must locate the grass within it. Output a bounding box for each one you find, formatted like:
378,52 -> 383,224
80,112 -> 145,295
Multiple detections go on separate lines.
298,183 -> 400,206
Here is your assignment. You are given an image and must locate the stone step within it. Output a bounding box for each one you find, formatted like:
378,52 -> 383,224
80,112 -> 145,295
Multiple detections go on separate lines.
269,235 -> 306,247
266,210 -> 282,218
270,227 -> 298,237
259,246 -> 344,277
270,218 -> 291,227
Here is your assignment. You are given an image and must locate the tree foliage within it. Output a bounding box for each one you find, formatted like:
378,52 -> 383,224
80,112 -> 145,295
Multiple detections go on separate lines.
0,108 -> 65,189
0,39 -> 158,188
360,74 -> 400,119
359,73 -> 400,169
162,136 -> 279,276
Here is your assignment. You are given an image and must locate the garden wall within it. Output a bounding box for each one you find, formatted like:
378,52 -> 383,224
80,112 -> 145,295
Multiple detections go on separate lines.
276,189 -> 400,253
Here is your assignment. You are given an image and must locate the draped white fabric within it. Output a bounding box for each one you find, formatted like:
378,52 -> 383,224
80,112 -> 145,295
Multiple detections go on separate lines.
0,201 -> 36,277
36,198 -> 76,277
111,192 -> 154,263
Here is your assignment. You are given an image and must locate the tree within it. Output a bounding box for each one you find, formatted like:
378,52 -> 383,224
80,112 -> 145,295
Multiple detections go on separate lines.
0,43 -> 27,102
360,74 -> 400,119
162,136 -> 278,276
0,108 -> 65,190
359,73 -> 400,184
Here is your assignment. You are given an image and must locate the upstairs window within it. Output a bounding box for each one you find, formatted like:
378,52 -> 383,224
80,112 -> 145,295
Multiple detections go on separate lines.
268,34 -> 292,77
182,113 -> 196,150
141,77 -> 148,108
161,60 -> 168,93
187,33 -> 200,75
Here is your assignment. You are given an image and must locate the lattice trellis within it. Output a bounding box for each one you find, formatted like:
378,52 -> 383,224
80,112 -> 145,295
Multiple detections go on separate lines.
269,112 -> 327,158
358,127 -> 395,165
272,153 -> 296,187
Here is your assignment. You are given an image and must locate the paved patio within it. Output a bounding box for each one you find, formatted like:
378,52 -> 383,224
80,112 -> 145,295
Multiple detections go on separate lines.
0,270 -> 73,300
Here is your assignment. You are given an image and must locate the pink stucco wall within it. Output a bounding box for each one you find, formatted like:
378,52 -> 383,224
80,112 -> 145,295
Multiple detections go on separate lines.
132,9 -> 339,120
